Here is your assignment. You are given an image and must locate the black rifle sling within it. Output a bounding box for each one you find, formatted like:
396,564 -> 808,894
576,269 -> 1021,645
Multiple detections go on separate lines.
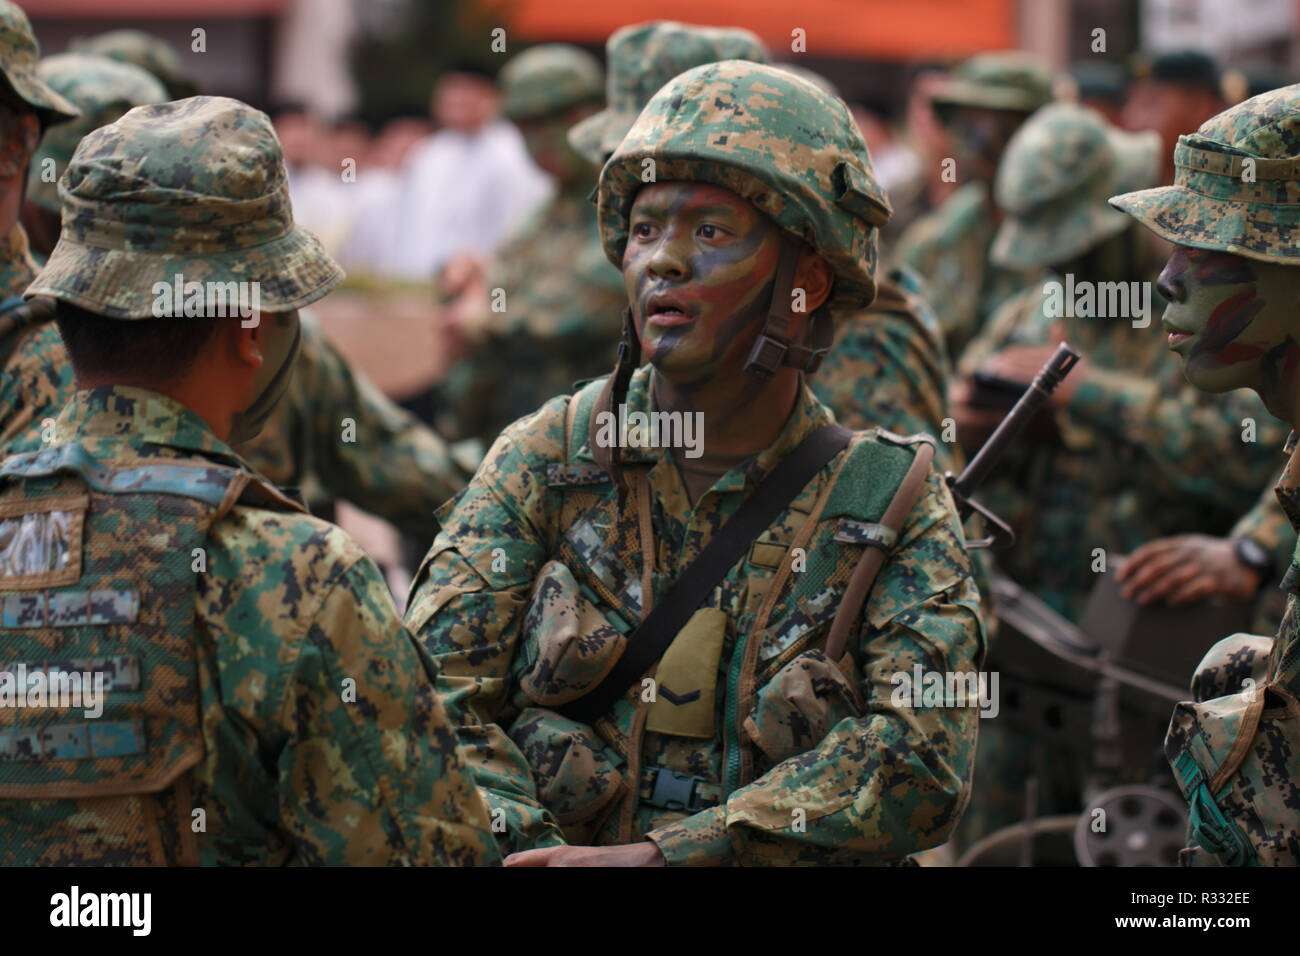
564,423 -> 853,726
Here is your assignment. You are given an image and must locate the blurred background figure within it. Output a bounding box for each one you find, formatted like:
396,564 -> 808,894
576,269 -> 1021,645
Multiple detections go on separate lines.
1065,59 -> 1130,125
381,64 -> 550,280
68,27 -> 197,98
21,51 -> 166,260
1122,49 -> 1225,185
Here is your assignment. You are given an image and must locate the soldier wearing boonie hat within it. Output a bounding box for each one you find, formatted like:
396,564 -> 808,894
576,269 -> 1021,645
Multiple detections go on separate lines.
69,27 -> 197,100
0,0 -> 78,367
1109,84 -> 1300,866
892,51 -> 1055,356
0,95 -> 500,866
23,52 -> 167,258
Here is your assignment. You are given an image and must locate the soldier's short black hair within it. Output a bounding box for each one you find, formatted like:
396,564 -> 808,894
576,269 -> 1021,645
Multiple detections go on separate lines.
54,300 -> 218,384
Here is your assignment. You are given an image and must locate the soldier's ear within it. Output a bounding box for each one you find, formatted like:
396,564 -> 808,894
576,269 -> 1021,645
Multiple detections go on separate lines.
793,246 -> 834,318
0,111 -> 38,178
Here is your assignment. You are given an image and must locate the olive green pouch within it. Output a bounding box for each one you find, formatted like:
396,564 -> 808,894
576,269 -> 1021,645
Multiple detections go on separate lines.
645,607 -> 728,739
743,649 -> 864,766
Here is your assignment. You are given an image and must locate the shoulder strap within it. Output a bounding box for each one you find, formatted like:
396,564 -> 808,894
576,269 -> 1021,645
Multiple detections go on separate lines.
823,440 -> 935,660
563,423 -> 853,725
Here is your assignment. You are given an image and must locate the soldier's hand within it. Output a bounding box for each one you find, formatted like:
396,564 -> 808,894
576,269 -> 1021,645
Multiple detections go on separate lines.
982,343 -> 1087,407
1118,534 -> 1261,606
948,377 -> 1005,451
504,842 -> 667,867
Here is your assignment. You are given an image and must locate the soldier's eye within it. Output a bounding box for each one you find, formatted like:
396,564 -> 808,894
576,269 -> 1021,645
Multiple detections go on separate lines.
699,224 -> 723,239
633,222 -> 658,239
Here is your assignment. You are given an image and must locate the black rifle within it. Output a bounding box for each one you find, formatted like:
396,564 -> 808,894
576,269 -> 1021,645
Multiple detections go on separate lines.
949,342 -> 1081,549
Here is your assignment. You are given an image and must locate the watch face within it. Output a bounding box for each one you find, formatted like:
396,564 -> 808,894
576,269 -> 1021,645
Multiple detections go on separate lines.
1237,537 -> 1270,572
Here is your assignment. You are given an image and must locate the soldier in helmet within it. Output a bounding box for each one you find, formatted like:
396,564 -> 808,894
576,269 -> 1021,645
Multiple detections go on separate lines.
892,51 -> 1055,356
22,52 -> 167,259
69,28 -> 197,99
406,60 -> 984,866
0,96 -> 499,866
437,43 -> 625,447
1109,83 -> 1300,865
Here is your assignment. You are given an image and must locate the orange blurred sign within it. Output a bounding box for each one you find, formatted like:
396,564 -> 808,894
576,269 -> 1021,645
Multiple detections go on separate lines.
505,0 -> 1016,59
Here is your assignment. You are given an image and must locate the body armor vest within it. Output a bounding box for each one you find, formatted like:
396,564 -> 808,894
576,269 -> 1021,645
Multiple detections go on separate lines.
0,441 -> 293,865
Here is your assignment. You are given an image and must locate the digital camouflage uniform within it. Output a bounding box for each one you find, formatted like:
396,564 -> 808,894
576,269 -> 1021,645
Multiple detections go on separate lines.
0,96 -> 498,865
0,49 -> 467,542
812,266 -> 957,473
961,103 -> 1286,621
437,44 -> 624,446
891,52 -> 1054,357
1111,84 -> 1300,865
408,61 -> 984,865
0,0 -> 77,392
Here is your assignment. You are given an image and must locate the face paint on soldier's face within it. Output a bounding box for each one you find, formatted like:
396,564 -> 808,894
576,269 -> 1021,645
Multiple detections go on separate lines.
518,113 -> 591,185
228,309 -> 301,446
1157,245 -> 1300,404
623,181 -> 782,385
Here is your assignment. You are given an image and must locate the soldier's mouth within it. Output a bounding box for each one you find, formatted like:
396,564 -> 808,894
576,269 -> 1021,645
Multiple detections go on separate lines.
645,292 -> 695,327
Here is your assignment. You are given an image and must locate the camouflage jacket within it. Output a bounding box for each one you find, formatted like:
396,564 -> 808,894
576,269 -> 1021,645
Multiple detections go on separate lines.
811,271 -> 957,473
959,276 -> 1288,619
406,364 -> 984,865
890,182 -> 1035,356
1232,475 -> 1298,578
1167,432 -> 1300,865
437,187 -> 627,446
0,311 -> 466,540
0,386 -> 499,865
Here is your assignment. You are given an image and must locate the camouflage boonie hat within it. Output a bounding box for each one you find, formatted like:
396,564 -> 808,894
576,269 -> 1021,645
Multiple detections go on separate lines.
501,44 -> 603,121
0,0 -> 78,129
26,95 -> 343,319
1110,84 -> 1300,264
599,60 -> 892,311
70,29 -> 196,99
27,53 -> 167,214
568,21 -> 768,165
931,51 -> 1054,114
992,102 -> 1160,269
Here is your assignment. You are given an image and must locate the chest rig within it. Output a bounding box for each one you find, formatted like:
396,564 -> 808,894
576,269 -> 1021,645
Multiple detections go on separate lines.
0,440 -> 295,865
521,379 -> 934,843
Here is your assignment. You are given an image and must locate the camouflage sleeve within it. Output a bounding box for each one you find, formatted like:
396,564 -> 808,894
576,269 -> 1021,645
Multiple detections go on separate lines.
404,400 -> 571,856
811,300 -> 954,472
1231,473 -> 1296,575
0,322 -> 74,455
292,315 -> 468,541
275,553 -> 502,865
1068,369 -> 1288,509
646,469 -> 985,865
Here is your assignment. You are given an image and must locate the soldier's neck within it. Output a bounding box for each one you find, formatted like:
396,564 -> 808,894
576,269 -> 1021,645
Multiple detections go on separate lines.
651,366 -> 801,466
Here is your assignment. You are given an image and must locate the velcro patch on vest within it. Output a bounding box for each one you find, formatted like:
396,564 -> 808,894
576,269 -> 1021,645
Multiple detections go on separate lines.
1,589 -> 139,628
2,655 -> 141,693
546,462 -> 611,488
0,494 -> 88,589
0,719 -> 145,762
833,519 -> 898,550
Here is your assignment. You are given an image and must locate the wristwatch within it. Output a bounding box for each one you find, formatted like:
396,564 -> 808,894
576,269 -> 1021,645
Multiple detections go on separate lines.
1233,535 -> 1274,588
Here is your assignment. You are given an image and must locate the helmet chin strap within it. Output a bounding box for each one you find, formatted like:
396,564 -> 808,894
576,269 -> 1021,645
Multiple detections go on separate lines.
589,305 -> 641,499
743,233 -> 833,379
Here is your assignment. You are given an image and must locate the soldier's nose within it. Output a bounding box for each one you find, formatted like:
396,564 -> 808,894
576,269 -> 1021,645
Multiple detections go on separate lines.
1156,269 -> 1185,304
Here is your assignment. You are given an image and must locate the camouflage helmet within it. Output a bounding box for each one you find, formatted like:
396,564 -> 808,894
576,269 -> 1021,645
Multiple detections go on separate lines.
1109,84 -> 1300,265
70,29 -> 196,99
931,51 -> 1055,115
0,0 -> 78,130
992,102 -> 1160,270
26,95 -> 343,319
568,21 -> 768,165
599,59 -> 892,312
27,53 -> 167,214
500,44 -> 603,122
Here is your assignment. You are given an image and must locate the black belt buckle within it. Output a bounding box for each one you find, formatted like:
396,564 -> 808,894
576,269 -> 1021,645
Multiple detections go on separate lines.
647,768 -> 701,812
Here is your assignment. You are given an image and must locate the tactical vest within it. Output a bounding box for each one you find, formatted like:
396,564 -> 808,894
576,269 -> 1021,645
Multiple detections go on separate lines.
0,440 -> 296,865
508,379 -> 945,843
1165,541 -> 1300,866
